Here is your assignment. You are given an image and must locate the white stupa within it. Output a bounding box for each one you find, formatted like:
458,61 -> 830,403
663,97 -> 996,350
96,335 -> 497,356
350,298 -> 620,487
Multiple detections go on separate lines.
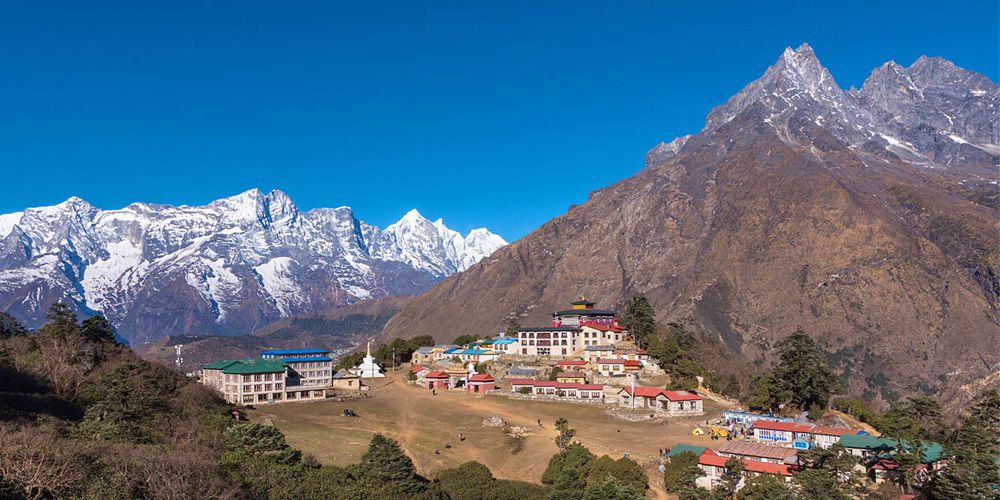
351,340 -> 385,378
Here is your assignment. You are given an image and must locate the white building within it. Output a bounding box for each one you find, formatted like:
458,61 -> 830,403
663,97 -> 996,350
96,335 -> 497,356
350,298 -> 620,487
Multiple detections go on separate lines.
350,341 -> 385,378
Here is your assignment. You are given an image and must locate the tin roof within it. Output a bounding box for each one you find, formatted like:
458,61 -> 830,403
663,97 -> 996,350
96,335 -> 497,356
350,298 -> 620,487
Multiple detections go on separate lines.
221,359 -> 287,375
668,444 -> 709,458
261,348 -> 330,356
283,356 -> 332,363
717,441 -> 798,461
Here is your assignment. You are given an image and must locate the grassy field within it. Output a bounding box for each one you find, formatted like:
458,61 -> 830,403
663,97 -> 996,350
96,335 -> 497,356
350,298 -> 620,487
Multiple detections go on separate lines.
249,372 -> 729,498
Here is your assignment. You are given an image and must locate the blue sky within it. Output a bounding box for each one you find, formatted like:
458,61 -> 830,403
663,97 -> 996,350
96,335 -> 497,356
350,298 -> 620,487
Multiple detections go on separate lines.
2,1 -> 996,241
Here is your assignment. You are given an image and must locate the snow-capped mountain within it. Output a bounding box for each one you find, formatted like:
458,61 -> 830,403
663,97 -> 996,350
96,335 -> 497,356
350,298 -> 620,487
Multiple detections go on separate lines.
0,189 -> 506,344
697,44 -> 998,170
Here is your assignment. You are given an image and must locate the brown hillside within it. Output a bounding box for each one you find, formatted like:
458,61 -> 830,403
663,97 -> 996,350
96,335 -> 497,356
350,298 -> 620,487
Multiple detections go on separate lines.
383,47 -> 1000,408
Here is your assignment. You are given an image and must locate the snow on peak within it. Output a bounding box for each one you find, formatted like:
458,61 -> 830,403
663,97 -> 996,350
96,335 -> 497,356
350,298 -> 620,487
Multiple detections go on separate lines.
0,212 -> 23,238
373,209 -> 506,275
0,191 -> 506,342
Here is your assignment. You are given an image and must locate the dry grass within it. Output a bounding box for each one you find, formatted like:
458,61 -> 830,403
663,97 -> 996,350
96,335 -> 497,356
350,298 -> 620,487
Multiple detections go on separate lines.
249,372 -> 726,498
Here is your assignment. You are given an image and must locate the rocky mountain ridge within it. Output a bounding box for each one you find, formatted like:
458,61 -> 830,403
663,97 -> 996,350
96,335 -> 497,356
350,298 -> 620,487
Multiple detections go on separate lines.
0,189 -> 506,344
383,44 -> 999,407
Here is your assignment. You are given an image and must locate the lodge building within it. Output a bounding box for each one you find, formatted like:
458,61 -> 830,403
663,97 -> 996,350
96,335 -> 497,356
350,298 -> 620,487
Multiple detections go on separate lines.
201,348 -> 334,404
514,300 -> 626,358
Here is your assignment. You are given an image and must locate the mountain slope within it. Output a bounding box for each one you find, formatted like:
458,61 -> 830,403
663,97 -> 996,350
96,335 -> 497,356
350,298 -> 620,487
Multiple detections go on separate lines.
383,45 -> 999,407
0,190 -> 505,344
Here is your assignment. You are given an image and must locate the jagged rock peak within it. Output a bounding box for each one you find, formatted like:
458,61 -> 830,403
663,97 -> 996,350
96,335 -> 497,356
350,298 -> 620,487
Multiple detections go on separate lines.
645,135 -> 692,167
703,43 -> 848,131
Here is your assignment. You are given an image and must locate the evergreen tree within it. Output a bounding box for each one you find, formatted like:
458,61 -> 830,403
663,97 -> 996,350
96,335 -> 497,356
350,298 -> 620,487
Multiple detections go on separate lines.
667,358 -> 702,391
746,374 -> 784,413
581,477 -> 643,500
41,302 -> 79,336
794,444 -> 864,499
542,444 -> 595,485
586,455 -> 648,492
927,390 -> 1000,499
663,451 -> 703,493
772,330 -> 836,411
549,467 -> 586,500
554,418 -> 577,451
356,434 -> 427,495
619,296 -> 656,348
453,334 -> 483,346
224,423 -> 302,464
81,315 -> 117,343
717,457 -> 743,498
0,312 -> 28,339
739,474 -> 794,499
504,319 -> 520,338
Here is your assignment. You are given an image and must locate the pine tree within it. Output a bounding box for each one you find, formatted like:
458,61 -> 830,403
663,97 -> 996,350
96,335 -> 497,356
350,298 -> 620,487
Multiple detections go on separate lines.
0,312 -> 28,339
740,474 -> 794,499
504,319 -> 520,337
81,315 -> 117,343
663,451 -> 703,493
354,434 -> 427,495
554,418 -> 577,451
41,302 -> 79,337
746,374 -> 784,413
927,390 -> 1000,499
619,296 -> 656,348
772,330 -> 836,411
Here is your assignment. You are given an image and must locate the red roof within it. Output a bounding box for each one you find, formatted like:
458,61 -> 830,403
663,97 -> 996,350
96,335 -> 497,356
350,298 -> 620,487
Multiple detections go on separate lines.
589,324 -> 624,332
424,371 -> 450,379
811,426 -> 860,437
557,360 -> 587,366
752,420 -> 815,433
620,386 -> 665,398
663,390 -> 703,401
744,460 -> 793,476
509,378 -> 537,385
699,452 -> 729,467
469,374 -> 495,382
598,358 -> 626,364
624,360 -> 642,367
871,459 -> 900,471
410,365 -> 426,373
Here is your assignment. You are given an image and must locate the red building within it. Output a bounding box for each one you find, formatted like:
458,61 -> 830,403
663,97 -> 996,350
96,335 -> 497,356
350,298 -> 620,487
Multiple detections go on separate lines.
550,299 -> 620,328
424,371 -> 450,390
466,373 -> 496,393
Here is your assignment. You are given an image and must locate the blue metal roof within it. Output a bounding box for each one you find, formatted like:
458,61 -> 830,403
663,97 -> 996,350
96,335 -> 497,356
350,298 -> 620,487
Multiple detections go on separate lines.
509,368 -> 538,375
458,348 -> 487,355
261,348 -> 330,356
491,338 -> 518,344
282,356 -> 332,363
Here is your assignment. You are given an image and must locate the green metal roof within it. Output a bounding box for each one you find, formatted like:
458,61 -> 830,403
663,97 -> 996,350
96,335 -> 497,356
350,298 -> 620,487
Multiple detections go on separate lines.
202,359 -> 240,370
839,434 -> 943,463
220,359 -> 287,374
838,434 -> 895,450
668,444 -> 708,458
